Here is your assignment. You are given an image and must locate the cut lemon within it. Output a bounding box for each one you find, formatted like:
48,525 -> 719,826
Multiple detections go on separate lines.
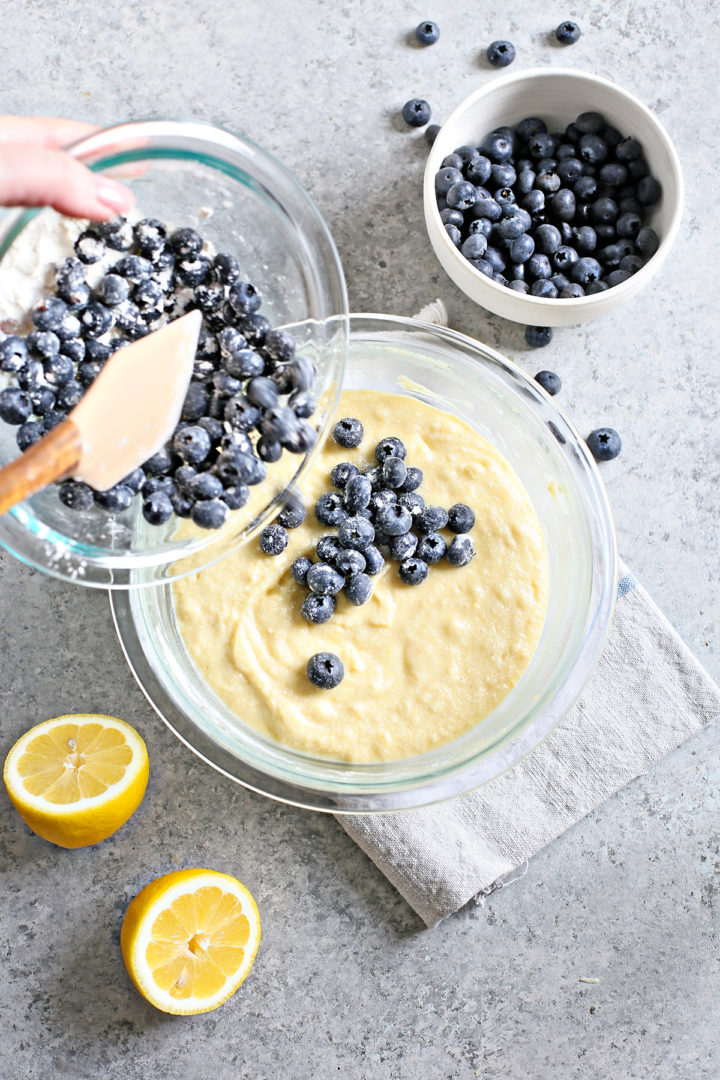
3,714 -> 149,849
121,869 -> 261,1014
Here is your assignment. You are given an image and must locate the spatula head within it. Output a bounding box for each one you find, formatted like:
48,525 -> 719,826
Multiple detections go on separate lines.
70,310 -> 202,491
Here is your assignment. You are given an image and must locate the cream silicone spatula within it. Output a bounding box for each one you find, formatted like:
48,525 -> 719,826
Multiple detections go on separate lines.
0,309 -> 202,516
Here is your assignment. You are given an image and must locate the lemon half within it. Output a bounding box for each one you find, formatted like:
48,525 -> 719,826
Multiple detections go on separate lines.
121,868 -> 261,1014
3,713 -> 149,848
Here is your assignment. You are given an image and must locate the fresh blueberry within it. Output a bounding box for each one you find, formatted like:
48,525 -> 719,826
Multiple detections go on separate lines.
402,98 -> 432,127
142,491 -> 173,525
515,169 -> 536,196
446,181 -> 477,210
259,523 -> 289,555
585,280 -> 609,295
315,492 -> 347,527
445,224 -> 462,247
556,20 -> 581,44
535,370 -> 562,396
301,594 -> 336,625
416,533 -> 447,564
508,233 -> 534,263
141,475 -> 176,498
277,497 -> 306,530
291,556 -> 313,585
578,133 -> 608,165
533,224 -> 562,256
574,175 -> 598,202
553,245 -> 579,272
440,208 -> 465,228
331,462 -> 359,489
570,256 -> 602,285
222,484 -> 250,510
399,557 -> 430,585
637,175 -> 662,206
466,155 -> 492,184
245,376 -> 279,410
472,195 -> 502,222
0,387 -> 32,425
535,170 -> 562,195
619,253 -> 643,275
615,136 -> 643,163
332,416 -> 363,448
636,227 -> 660,259
190,498 -> 229,530
587,427 -> 622,461
521,189 -> 545,215
187,472 -> 223,502
94,484 -> 135,512
479,131 -> 514,163
461,233 -> 488,260
486,39 -> 515,67
447,534 -> 476,566
344,474 -> 373,513
121,468 -> 146,494
491,162 -> 517,188
616,212 -> 643,239
417,505 -> 449,534
550,188 -> 576,221
173,424 -> 212,464
415,19 -> 439,44
307,652 -> 344,689
605,269 -> 632,287
550,273 -> 570,292
576,112 -> 605,135
338,515 -> 375,551
525,325 -> 553,348
58,479 -> 95,511
447,503 -> 476,532
388,532 -> 418,561
307,562 -> 345,596
435,166 -> 463,195
424,124 -> 441,147
560,283 -> 585,298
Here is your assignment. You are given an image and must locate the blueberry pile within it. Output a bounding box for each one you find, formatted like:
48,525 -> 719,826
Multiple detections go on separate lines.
257,417 -> 477,688
435,112 -> 661,298
0,216 -> 318,529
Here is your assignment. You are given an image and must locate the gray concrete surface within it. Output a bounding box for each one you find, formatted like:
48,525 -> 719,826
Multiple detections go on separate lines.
1,1 -> 719,1077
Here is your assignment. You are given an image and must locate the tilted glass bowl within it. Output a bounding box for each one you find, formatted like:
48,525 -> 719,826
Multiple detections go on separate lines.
0,119 -> 348,587
111,314 -> 617,812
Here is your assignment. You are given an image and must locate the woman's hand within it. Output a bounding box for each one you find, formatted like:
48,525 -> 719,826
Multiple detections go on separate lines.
0,115 -> 135,219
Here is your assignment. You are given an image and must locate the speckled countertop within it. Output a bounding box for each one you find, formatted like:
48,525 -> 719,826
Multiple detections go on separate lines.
1,2 -> 719,1077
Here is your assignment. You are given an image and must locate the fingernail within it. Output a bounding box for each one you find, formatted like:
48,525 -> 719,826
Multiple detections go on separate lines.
95,178 -> 134,211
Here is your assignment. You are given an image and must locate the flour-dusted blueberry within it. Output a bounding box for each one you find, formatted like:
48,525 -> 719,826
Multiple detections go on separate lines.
402,98 -> 431,127
301,594 -> 336,625
525,325 -> 553,348
398,491 -> 425,516
277,496 -> 306,529
331,461 -> 360,489
142,491 -> 173,526
80,301 -> 114,338
388,532 -> 418,562
315,492 -> 347,527
344,474 -> 373,513
169,490 -> 193,517
486,39 -> 515,67
416,533 -> 447,564
167,227 -> 203,259
0,335 -> 28,372
114,254 -> 154,285
399,557 -> 429,585
447,503 -> 476,533
291,556 -> 313,585
74,230 -> 105,264
263,327 -> 297,365
344,572 -> 372,607
77,359 -> 102,387
381,456 -> 408,489
447,534 -> 476,566
28,329 -> 60,360
187,472 -> 223,502
332,416 -> 363,448
374,436 -> 406,464
61,336 -> 85,364
398,466 -> 423,493
259,523 -> 289,555
29,386 -> 55,417
210,252 -> 239,286
363,544 -> 385,576
556,19 -> 581,44
181,382 -> 209,422
120,467 -> 146,494
56,313 -> 81,341
57,479 -> 94,511
417,505 -> 449,535
173,424 -> 212,465
191,498 -> 229,530
174,256 -> 212,288
335,548 -> 366,576
587,427 -> 622,461
132,217 -> 167,257
375,503 -> 413,537
338,515 -> 375,551
0,387 -> 32,425
307,562 -> 345,596
224,394 -> 261,433
307,652 -> 344,689
317,534 -> 342,563
55,378 -> 83,410
17,359 -> 45,391
94,215 -> 133,251
196,416 -> 224,446
222,483 -> 250,510
143,446 -> 174,476
534,370 -> 562,396
94,484 -> 135,512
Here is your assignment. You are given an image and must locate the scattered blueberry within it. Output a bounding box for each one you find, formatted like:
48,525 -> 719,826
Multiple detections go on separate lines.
447,534 -> 476,566
301,594 -> 336,625
415,20 -> 439,45
259,523 -> 289,555
402,99 -> 432,127
417,505 -> 449,534
332,417 -> 363,448
535,370 -> 562,395
315,491 -> 347,527
525,326 -> 553,349
291,555 -> 313,584
555,20 -> 581,44
399,557 -> 430,585
486,40 -> 516,67
587,427 -> 622,461
278,497 -> 306,529
307,652 -> 344,689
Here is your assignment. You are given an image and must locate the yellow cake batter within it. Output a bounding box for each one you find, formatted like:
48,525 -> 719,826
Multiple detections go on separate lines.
173,390 -> 548,762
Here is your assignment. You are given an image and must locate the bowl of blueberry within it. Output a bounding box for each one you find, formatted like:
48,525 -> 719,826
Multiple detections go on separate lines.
424,67 -> 684,325
0,119 -> 348,587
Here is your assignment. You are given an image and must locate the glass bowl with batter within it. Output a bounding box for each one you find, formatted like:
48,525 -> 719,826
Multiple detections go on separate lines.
0,119 -> 348,587
111,314 -> 617,812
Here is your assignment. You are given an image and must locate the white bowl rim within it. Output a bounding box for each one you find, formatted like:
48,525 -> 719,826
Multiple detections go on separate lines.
424,66 -> 685,314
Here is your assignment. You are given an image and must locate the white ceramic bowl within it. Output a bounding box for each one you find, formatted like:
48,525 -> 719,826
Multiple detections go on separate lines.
424,68 -> 684,326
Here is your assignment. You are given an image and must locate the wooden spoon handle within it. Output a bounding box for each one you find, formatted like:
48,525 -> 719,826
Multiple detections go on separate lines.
0,419 -> 82,517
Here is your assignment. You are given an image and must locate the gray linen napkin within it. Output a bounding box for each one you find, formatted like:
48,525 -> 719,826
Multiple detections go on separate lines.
340,565 -> 720,926
336,301 -> 720,925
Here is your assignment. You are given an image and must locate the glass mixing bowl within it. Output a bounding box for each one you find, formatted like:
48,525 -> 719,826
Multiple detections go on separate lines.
0,119 -> 348,587
111,314 -> 617,812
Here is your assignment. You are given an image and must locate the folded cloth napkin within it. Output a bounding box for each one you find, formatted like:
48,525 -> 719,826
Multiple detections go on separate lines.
337,300 -> 720,925
340,564 -> 720,926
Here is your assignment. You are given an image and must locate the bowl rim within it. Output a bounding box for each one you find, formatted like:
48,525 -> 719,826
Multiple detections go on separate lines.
423,66 -> 685,315
0,117 -> 349,588
111,312 -> 618,813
